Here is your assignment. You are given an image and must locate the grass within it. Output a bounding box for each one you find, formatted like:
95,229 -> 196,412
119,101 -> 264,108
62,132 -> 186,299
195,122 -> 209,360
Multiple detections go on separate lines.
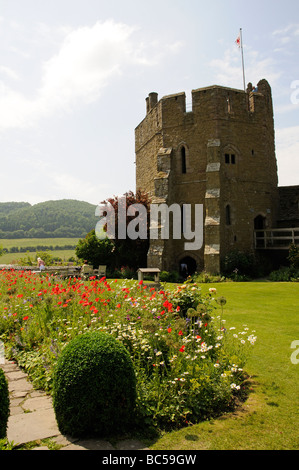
149,282 -> 299,450
0,237 -> 79,264
0,237 -> 79,249
0,250 -> 77,265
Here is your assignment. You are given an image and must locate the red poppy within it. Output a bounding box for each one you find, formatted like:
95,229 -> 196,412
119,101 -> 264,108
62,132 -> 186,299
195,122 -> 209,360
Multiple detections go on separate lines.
179,345 -> 185,352
23,316 -> 29,321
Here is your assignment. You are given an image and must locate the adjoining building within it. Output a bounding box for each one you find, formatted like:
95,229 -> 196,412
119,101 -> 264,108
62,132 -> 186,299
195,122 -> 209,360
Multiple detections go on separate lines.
135,79 -> 299,274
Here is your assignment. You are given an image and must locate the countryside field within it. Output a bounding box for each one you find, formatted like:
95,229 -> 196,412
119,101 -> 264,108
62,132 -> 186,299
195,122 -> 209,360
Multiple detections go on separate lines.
150,282 -> 299,450
0,238 -> 80,264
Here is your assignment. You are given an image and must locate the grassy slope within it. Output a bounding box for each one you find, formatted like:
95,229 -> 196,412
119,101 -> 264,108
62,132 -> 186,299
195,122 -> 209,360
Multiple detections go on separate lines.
150,282 -> 299,450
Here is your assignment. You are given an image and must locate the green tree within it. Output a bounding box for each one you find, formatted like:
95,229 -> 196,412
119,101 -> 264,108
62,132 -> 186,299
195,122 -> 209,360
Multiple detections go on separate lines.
75,230 -> 115,268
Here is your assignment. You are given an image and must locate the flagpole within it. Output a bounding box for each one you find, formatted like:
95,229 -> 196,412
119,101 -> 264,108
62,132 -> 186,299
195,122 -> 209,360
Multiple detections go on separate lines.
240,28 -> 246,92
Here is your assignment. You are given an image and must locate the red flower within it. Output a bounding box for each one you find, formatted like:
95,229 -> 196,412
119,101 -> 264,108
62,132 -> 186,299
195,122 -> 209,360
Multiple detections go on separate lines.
138,280 -> 143,285
167,327 -> 172,333
178,330 -> 183,336
179,345 -> 185,352
23,316 -> 29,321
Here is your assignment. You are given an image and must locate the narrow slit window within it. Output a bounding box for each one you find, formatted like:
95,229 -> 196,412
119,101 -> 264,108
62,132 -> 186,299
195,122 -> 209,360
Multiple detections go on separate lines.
226,205 -> 231,225
231,154 -> 236,164
225,153 -> 230,164
181,146 -> 186,173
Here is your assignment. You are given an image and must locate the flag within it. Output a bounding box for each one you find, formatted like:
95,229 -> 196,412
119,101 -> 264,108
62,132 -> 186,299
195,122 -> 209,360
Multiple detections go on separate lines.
235,34 -> 241,48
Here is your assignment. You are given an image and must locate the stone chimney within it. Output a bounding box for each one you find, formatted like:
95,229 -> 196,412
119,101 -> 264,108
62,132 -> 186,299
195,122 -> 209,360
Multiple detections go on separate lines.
146,92 -> 158,114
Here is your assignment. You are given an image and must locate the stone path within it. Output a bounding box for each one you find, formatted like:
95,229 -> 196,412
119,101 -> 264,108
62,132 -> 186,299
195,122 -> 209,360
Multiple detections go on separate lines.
0,359 -> 149,451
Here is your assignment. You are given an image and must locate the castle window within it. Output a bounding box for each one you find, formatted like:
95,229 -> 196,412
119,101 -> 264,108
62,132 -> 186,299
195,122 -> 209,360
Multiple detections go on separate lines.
225,153 -> 236,164
226,205 -> 231,225
181,146 -> 187,173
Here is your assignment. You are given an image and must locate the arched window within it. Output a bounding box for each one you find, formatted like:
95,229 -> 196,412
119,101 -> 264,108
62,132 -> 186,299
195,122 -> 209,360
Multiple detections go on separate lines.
226,205 -> 231,225
181,146 -> 187,174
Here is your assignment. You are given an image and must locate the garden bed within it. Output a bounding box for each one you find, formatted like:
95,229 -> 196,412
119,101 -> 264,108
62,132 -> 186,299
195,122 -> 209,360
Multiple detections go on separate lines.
0,269 -> 256,435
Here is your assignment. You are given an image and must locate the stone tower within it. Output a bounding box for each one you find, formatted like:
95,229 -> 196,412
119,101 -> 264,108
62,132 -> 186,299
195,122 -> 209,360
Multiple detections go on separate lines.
135,79 -> 279,274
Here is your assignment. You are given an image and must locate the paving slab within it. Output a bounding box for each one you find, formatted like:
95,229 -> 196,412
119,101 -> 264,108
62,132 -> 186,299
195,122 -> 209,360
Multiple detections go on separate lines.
7,407 -> 60,444
24,395 -> 53,412
8,377 -> 34,393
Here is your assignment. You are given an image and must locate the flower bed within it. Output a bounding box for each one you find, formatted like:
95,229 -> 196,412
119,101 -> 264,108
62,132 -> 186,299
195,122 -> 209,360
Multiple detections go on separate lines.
0,269 -> 256,432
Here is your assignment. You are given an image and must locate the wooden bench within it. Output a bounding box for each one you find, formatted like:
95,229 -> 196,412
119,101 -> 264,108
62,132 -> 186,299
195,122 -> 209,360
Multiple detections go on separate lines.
94,265 -> 107,278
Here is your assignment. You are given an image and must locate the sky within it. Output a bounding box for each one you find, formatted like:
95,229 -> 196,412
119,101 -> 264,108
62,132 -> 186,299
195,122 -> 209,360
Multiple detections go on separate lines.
0,0 -> 298,206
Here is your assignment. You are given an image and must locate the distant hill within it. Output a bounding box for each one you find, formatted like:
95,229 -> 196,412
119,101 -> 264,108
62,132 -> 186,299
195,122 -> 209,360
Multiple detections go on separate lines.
0,199 -> 97,239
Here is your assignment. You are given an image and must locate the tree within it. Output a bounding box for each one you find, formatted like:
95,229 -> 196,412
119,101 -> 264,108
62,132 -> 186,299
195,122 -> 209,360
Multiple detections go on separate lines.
100,190 -> 151,270
75,230 -> 115,268
77,190 -> 151,271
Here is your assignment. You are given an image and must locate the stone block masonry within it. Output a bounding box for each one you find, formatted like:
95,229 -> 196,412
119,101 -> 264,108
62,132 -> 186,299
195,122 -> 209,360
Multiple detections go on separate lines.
135,79 -> 291,274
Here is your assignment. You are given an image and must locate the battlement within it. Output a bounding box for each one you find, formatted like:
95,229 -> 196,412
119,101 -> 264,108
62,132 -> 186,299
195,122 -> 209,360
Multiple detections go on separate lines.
143,79 -> 273,123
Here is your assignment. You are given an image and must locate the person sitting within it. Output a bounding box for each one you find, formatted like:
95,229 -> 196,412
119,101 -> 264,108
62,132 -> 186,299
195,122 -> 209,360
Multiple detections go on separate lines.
37,257 -> 45,271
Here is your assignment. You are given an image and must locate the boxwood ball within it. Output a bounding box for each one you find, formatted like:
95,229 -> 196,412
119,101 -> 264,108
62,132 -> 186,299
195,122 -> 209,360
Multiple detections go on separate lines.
52,331 -> 136,437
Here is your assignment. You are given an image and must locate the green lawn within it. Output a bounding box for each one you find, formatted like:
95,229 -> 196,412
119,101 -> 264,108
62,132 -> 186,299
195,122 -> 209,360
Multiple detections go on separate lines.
0,238 -> 79,264
149,282 -> 299,450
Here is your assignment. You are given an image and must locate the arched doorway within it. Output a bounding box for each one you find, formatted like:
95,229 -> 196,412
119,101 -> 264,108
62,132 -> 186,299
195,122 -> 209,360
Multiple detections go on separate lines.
179,256 -> 197,278
254,215 -> 266,230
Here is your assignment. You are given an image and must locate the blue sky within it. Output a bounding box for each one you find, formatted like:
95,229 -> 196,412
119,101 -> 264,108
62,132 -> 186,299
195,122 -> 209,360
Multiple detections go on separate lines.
0,0 -> 298,205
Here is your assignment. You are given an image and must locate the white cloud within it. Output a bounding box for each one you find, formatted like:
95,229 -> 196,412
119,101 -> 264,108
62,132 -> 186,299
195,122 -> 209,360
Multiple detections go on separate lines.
0,20 -> 179,131
209,45 -> 281,90
0,66 -> 20,81
272,23 -> 299,53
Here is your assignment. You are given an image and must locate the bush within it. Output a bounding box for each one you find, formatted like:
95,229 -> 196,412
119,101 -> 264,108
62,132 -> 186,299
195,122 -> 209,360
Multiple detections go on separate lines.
52,331 -> 137,437
192,271 -> 225,283
288,244 -> 299,269
0,368 -> 10,439
160,271 -> 180,283
221,250 -> 257,278
269,266 -> 299,282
